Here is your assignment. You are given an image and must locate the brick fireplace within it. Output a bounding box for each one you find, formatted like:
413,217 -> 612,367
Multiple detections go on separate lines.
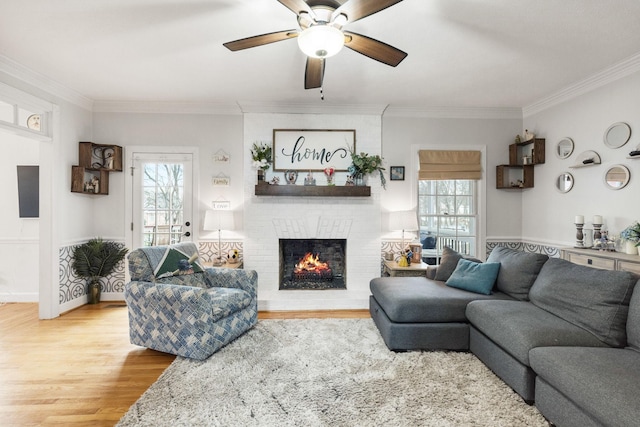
242,112 -> 382,310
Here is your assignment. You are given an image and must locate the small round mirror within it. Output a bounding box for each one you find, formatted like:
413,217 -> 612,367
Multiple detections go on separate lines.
556,172 -> 574,193
604,122 -> 631,148
556,138 -> 574,159
604,164 -> 630,190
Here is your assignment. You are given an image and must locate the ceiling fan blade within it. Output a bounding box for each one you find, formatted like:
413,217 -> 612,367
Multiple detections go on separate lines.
223,30 -> 298,51
332,0 -> 403,24
344,31 -> 407,67
305,57 -> 325,89
277,0 -> 314,16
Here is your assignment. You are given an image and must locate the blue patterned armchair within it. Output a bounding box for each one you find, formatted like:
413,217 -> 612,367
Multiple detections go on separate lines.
124,242 -> 257,360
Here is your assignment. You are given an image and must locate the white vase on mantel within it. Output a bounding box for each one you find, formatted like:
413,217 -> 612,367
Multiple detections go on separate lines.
624,240 -> 638,255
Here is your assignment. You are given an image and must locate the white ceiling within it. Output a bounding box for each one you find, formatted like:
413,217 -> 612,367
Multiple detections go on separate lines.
2,0 -> 640,113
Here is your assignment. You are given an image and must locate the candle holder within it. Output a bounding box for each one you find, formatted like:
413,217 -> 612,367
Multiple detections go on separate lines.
574,223 -> 585,248
593,223 -> 602,241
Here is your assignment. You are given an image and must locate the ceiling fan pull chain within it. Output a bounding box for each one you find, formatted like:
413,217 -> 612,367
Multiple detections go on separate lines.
320,86 -> 324,101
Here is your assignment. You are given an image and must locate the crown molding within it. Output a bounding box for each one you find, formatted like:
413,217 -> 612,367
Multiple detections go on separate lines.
92,100 -> 242,115
0,55 -> 93,111
383,106 -> 523,119
523,51 -> 640,117
237,101 -> 388,115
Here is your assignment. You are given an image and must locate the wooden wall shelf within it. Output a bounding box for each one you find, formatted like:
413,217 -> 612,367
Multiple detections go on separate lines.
254,184 -> 371,197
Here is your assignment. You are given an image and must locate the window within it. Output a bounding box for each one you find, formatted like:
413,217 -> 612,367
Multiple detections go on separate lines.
418,179 -> 477,258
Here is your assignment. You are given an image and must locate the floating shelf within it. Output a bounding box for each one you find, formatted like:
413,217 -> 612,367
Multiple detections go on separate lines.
569,150 -> 601,168
254,184 -> 371,197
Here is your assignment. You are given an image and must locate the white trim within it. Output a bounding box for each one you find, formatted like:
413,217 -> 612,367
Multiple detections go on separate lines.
93,100 -> 241,115
523,51 -> 640,117
0,54 -> 93,111
238,101 -> 388,116
384,106 -> 523,120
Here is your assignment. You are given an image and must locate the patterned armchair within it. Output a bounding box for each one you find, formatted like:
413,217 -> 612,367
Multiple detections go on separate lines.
124,242 -> 257,360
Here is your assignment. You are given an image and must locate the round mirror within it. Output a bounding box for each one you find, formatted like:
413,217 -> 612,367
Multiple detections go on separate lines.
556,137 -> 574,159
604,164 -> 630,190
604,122 -> 631,148
556,172 -> 574,193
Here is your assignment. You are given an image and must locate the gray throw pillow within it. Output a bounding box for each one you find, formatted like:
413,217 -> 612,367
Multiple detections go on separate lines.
434,247 -> 463,282
529,258 -> 638,347
486,246 -> 548,300
626,283 -> 640,352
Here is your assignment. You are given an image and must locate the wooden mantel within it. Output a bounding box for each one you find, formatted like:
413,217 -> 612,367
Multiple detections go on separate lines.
254,184 -> 371,197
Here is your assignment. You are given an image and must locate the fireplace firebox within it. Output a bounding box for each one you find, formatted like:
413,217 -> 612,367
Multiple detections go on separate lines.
279,239 -> 346,290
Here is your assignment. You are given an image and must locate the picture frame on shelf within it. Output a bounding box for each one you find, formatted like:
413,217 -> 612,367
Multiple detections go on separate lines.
390,166 -> 405,181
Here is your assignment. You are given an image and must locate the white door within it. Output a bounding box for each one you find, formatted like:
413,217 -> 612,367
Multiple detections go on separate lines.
131,152 -> 194,249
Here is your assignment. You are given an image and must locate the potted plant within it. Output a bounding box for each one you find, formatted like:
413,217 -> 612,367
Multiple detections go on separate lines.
72,238 -> 128,304
348,149 -> 386,189
250,141 -> 272,183
620,221 -> 640,255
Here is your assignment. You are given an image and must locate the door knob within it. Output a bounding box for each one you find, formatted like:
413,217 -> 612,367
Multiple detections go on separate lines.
184,231 -> 191,237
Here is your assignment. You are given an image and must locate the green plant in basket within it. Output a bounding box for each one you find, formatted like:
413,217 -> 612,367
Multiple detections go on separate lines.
348,148 -> 386,189
620,221 -> 640,247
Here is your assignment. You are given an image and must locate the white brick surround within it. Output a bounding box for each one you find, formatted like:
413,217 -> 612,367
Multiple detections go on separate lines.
243,113 -> 382,310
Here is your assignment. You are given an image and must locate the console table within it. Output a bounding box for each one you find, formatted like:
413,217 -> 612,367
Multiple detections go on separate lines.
560,247 -> 640,275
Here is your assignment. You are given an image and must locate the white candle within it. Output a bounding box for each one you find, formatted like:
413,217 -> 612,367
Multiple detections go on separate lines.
593,215 -> 603,224
575,215 -> 584,224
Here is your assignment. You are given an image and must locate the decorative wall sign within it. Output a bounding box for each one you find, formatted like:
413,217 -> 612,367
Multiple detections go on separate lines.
272,129 -> 355,171
212,173 -> 230,186
212,199 -> 231,210
213,149 -> 230,163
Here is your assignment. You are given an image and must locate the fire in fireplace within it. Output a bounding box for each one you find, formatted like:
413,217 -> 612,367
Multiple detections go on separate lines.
279,239 -> 346,290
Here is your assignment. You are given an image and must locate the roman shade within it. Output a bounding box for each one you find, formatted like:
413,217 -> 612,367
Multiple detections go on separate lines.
419,150 -> 482,180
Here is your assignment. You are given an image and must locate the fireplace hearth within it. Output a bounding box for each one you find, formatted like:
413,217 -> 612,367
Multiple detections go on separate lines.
279,239 -> 346,290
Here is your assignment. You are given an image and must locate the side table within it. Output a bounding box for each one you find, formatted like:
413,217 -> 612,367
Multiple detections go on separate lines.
383,260 -> 430,277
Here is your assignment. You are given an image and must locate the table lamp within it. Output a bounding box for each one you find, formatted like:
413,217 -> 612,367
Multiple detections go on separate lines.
203,210 -> 235,266
389,210 -> 419,253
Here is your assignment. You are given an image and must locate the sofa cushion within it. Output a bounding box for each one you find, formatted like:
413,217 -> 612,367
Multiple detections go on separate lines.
530,346 -> 640,427
154,247 -> 204,278
529,257 -> 637,347
206,287 -> 252,321
446,259 -> 500,295
466,300 -> 607,365
626,282 -> 640,352
486,246 -> 548,300
370,277 -> 512,323
433,246 -> 463,281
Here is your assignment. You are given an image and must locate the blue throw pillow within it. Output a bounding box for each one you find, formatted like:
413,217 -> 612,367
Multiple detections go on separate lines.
445,259 -> 500,295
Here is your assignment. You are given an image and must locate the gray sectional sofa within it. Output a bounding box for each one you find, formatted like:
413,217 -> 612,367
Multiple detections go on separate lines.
369,246 -> 640,426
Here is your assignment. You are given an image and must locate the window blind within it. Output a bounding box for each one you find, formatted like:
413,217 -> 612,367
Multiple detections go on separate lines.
418,150 -> 482,180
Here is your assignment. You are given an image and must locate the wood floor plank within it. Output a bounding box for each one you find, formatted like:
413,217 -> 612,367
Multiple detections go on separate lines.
0,302 -> 369,425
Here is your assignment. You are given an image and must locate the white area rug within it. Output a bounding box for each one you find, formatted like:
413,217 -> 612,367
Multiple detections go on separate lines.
118,319 -> 547,426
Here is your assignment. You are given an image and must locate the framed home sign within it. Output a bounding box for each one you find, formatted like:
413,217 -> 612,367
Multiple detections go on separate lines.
272,129 -> 355,171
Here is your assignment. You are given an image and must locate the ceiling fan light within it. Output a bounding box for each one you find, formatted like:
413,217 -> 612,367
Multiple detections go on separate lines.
297,25 -> 344,58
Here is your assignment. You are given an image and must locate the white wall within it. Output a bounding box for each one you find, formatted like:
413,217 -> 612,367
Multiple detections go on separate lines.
92,112 -> 244,241
0,132 -> 39,301
380,116 -> 523,244
523,71 -> 640,246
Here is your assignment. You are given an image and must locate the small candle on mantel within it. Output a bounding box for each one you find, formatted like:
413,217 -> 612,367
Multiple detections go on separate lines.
593,215 -> 603,224
575,215 -> 584,224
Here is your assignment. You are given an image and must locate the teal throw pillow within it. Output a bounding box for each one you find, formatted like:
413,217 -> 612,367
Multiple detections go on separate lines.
445,259 -> 500,295
154,247 -> 204,279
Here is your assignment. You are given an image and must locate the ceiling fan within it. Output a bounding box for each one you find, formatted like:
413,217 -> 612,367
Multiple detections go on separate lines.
223,0 -> 408,90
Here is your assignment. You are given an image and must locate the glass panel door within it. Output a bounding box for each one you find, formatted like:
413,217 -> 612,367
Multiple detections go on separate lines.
132,153 -> 193,248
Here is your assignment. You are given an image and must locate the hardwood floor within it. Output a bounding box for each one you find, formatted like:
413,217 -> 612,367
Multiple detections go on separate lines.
0,303 -> 369,426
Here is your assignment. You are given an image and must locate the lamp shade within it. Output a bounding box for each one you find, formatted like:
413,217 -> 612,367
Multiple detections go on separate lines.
203,210 -> 235,231
297,25 -> 345,58
389,210 -> 419,232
